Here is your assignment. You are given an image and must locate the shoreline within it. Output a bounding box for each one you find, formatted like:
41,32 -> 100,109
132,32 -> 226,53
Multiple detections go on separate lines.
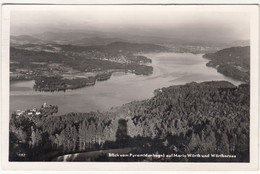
9,51 -> 247,115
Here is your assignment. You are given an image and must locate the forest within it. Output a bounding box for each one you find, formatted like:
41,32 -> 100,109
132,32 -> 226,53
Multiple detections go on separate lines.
9,81 -> 250,162
33,76 -> 97,92
203,46 -> 250,82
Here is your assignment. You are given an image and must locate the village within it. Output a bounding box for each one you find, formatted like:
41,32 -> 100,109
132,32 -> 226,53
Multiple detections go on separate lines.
15,102 -> 58,118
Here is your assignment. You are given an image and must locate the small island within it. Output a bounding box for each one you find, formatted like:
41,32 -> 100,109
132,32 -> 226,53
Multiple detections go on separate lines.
33,76 -> 96,92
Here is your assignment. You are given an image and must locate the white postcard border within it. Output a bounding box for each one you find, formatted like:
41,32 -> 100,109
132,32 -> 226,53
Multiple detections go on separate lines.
1,4 -> 259,171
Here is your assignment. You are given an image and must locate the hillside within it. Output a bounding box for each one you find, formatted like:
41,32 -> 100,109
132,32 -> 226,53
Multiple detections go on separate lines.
72,37 -> 124,46
9,81 -> 249,162
10,41 -> 163,89
10,35 -> 44,46
203,46 -> 250,82
10,47 -> 154,88
11,35 -> 42,42
10,41 -> 167,80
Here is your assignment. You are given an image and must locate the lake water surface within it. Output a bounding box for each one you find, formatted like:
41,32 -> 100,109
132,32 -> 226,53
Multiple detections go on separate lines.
10,52 -> 241,115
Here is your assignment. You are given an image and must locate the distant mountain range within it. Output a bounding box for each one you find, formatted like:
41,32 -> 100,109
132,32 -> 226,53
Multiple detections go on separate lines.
13,41 -> 169,55
11,35 -> 41,42
72,37 -> 125,46
10,35 -> 44,46
11,34 -> 125,46
10,31 -> 250,48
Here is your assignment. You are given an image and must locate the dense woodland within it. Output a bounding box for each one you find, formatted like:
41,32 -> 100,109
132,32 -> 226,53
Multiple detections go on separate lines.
10,81 -> 249,162
203,46 -> 250,82
33,76 -> 97,91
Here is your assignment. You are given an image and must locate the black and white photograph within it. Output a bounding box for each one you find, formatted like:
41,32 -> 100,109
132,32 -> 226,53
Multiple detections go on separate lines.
1,4 -> 259,171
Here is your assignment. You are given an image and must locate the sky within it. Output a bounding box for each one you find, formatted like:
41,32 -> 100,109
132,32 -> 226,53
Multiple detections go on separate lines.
10,5 -> 251,41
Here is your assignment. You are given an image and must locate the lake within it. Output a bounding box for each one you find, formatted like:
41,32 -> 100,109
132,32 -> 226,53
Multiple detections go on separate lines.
10,52 -> 241,115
